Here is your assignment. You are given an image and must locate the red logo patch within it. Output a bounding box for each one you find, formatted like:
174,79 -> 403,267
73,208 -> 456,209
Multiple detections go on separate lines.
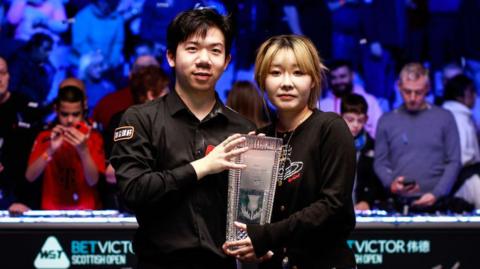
205,145 -> 215,156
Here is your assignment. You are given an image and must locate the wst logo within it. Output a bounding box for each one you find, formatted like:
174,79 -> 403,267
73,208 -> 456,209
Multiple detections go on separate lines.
34,236 -> 70,269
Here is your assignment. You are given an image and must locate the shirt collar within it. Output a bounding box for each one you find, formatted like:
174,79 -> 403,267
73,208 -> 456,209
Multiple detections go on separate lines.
166,90 -> 229,121
397,102 -> 432,114
443,100 -> 472,116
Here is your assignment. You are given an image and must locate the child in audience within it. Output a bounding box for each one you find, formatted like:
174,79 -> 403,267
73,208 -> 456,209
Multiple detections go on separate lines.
341,93 -> 388,210
25,86 -> 105,210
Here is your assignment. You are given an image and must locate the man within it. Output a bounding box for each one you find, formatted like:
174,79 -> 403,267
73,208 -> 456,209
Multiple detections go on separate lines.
25,86 -> 105,210
319,60 -> 383,137
0,57 -> 43,213
8,33 -> 55,106
93,55 -> 160,129
110,8 -> 254,268
72,0 -> 124,68
374,63 -> 461,211
443,74 -> 480,209
341,94 -> 388,211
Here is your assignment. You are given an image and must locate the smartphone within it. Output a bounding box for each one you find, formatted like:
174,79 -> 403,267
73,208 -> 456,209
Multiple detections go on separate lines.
75,121 -> 89,135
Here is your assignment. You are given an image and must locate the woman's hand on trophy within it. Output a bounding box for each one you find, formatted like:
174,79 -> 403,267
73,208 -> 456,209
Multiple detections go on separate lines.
222,222 -> 273,263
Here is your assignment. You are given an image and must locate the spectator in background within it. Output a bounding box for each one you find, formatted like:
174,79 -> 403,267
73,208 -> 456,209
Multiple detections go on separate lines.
102,65 -> 169,210
435,62 -> 463,104
7,0 -> 69,93
226,80 -> 269,129
92,54 -> 159,130
59,77 -> 90,113
6,0 -> 68,42
442,63 -> 463,86
319,60 -> 383,137
78,51 -> 115,113
0,56 -> 43,213
341,93 -> 388,211
25,86 -> 105,210
8,33 -> 54,108
374,63 -> 462,212
72,0 -> 124,70
442,74 -> 480,209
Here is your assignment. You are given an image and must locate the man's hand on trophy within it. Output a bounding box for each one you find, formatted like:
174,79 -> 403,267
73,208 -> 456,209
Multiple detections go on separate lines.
222,221 -> 273,263
191,134 -> 248,180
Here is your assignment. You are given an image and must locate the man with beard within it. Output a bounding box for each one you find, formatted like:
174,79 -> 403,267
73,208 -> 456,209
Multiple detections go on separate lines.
319,60 -> 383,137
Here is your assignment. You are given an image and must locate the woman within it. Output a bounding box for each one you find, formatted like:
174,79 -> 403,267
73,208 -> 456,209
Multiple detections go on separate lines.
223,35 -> 357,269
226,80 -> 270,129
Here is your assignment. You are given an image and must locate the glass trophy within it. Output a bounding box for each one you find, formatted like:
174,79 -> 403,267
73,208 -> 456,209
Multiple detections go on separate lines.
226,135 -> 283,242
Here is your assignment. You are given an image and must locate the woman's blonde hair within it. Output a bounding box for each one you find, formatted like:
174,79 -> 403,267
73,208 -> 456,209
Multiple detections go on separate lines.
254,35 -> 327,109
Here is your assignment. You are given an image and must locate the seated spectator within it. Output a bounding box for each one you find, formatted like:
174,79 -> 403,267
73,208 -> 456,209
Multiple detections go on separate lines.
341,93 -> 388,211
442,74 -> 480,209
92,55 -> 159,129
226,80 -> 269,128
0,57 -> 44,213
319,60 -> 383,137
432,62 -> 464,104
7,0 -> 69,89
374,63 -> 464,213
8,33 -> 55,107
78,51 -> 115,113
25,86 -> 105,210
72,0 -> 124,69
6,0 -> 68,42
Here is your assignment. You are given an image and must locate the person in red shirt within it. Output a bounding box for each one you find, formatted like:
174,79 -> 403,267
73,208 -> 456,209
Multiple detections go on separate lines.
25,86 -> 105,210
92,55 -> 160,129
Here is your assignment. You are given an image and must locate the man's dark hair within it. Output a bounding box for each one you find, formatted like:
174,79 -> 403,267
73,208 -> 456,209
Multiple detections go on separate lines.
130,66 -> 169,104
25,33 -> 54,52
55,86 -> 86,108
328,59 -> 353,73
444,74 -> 475,101
341,93 -> 368,115
167,8 -> 233,57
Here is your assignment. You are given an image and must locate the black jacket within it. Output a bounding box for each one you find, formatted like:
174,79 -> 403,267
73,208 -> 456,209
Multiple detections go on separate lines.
249,110 -> 356,269
355,132 -> 388,207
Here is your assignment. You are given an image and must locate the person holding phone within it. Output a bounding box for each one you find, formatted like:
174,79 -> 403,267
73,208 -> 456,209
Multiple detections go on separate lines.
25,85 -> 105,210
374,63 -> 461,211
